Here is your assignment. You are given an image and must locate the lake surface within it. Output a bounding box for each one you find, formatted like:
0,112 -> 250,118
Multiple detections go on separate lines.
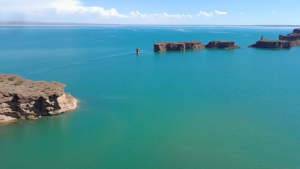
1,26 -> 300,169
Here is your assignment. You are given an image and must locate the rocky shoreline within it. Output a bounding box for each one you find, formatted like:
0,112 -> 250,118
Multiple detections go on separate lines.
0,74 -> 78,126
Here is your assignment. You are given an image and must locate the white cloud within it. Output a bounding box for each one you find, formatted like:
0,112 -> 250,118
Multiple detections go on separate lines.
129,11 -> 148,18
196,10 -> 228,17
215,10 -> 228,15
129,11 -> 195,19
50,1 -> 128,18
0,0 -> 229,22
197,11 -> 214,17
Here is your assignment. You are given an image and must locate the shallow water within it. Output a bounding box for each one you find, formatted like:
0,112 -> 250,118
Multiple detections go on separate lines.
1,26 -> 300,169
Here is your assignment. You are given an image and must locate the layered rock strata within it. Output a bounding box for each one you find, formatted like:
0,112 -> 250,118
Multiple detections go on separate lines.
181,41 -> 206,50
205,41 -> 241,49
293,29 -> 300,34
249,39 -> 292,49
0,74 -> 78,125
279,29 -> 300,46
154,41 -> 205,52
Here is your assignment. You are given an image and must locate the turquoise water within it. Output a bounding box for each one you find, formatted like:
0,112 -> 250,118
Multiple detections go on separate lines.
1,26 -> 300,169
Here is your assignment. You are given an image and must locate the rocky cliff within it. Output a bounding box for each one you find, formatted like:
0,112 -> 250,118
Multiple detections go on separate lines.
249,39 -> 292,49
0,74 -> 78,125
180,41 -> 206,50
293,29 -> 300,34
279,28 -> 300,46
154,41 -> 205,52
205,41 -> 241,49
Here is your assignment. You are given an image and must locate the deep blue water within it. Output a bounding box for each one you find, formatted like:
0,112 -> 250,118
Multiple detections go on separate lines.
0,26 -> 300,169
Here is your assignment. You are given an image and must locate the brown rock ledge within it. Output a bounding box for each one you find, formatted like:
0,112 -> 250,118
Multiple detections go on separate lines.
154,41 -> 205,52
249,39 -> 292,49
279,29 -> 300,46
0,74 -> 78,125
205,41 -> 241,49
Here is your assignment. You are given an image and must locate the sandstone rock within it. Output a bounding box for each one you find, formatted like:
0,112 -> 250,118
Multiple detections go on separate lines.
180,41 -> 206,50
154,42 -> 169,52
291,40 -> 300,46
0,74 -> 78,124
167,43 -> 185,51
279,29 -> 300,46
205,41 -> 241,49
154,41 -> 205,52
293,29 -> 300,34
0,115 -> 17,126
249,39 -> 292,49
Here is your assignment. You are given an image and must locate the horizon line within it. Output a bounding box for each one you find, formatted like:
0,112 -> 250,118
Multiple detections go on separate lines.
0,21 -> 299,27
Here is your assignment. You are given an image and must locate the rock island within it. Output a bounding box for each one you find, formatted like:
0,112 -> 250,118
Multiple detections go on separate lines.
279,29 -> 300,46
249,39 -> 292,49
205,41 -> 241,49
154,41 -> 205,52
154,41 -> 241,52
0,74 -> 78,125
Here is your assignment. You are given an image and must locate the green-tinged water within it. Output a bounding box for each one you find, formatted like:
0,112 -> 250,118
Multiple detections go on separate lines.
1,26 -> 300,169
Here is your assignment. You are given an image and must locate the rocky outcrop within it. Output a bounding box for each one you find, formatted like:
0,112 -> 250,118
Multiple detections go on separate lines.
154,41 -> 205,52
293,29 -> 300,34
205,41 -> 241,49
279,28 -> 300,46
0,115 -> 17,126
0,74 -> 78,125
180,41 -> 206,50
249,39 -> 292,49
290,40 -> 300,46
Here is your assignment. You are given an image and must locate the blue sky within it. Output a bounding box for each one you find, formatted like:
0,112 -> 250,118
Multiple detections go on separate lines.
0,0 -> 299,25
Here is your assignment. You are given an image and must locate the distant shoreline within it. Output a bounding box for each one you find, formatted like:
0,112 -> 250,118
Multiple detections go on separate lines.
0,21 -> 299,27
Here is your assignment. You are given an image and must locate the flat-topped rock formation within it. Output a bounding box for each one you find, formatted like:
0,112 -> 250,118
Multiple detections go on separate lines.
180,41 -> 206,50
205,41 -> 241,49
0,74 -> 78,125
279,28 -> 300,46
249,39 -> 292,49
154,41 -> 205,52
154,41 -> 240,52
293,29 -> 300,34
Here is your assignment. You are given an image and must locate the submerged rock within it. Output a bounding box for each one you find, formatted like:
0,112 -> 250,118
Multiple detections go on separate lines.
279,29 -> 300,46
154,41 -> 205,52
205,41 -> 241,49
249,39 -> 292,49
0,74 -> 78,125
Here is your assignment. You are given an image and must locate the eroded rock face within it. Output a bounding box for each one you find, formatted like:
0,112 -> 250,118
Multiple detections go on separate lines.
154,41 -> 205,52
0,115 -> 17,125
205,41 -> 241,49
154,42 -> 169,52
249,40 -> 292,49
180,41 -> 206,50
279,29 -> 300,46
291,40 -> 300,46
167,43 -> 185,51
0,74 -> 78,124
293,29 -> 300,34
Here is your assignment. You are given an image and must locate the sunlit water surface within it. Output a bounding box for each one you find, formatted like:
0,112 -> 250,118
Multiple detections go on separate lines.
1,26 -> 300,169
